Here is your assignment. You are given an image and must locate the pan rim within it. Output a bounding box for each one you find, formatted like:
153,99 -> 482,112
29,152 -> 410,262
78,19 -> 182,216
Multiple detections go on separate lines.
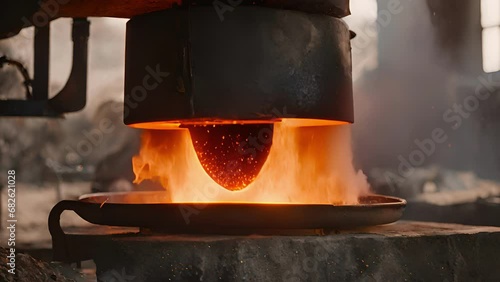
78,191 -> 406,208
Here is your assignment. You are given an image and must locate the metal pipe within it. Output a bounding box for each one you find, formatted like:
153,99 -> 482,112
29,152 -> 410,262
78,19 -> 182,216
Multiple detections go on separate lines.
33,25 -> 50,101
50,18 -> 90,112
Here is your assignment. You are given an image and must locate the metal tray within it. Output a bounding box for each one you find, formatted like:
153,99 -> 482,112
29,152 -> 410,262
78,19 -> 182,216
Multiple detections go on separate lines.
49,191 -> 406,234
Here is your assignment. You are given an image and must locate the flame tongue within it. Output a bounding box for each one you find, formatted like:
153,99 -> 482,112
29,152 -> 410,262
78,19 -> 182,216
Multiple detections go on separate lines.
185,124 -> 273,191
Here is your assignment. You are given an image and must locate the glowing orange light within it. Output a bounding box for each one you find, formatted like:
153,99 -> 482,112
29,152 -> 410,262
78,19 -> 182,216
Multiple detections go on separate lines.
128,118 -> 348,130
132,119 -> 369,204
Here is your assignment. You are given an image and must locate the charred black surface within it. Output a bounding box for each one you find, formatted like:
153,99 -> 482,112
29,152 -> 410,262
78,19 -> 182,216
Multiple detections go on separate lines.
186,124 -> 273,190
124,7 -> 353,126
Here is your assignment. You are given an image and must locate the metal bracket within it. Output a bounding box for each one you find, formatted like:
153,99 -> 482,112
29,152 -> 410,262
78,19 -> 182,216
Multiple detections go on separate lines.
0,18 -> 90,117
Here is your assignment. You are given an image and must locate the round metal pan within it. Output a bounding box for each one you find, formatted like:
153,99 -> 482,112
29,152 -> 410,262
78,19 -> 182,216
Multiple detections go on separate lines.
49,192 -> 406,232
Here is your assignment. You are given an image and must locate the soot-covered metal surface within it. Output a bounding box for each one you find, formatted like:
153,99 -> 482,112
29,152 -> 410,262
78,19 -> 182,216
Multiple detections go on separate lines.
124,7 -> 354,127
49,192 -> 405,240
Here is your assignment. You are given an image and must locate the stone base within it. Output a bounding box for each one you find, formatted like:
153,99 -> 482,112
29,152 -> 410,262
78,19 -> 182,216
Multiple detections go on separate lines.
89,221 -> 500,281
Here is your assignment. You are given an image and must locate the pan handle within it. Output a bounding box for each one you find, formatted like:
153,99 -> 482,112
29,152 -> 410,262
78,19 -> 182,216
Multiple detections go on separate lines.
48,200 -> 99,262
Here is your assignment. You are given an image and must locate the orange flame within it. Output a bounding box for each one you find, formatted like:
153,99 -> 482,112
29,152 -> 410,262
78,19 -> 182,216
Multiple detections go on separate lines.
132,121 -> 369,204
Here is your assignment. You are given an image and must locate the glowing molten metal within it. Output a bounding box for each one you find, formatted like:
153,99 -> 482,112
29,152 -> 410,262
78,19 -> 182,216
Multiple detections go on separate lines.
185,124 -> 273,190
